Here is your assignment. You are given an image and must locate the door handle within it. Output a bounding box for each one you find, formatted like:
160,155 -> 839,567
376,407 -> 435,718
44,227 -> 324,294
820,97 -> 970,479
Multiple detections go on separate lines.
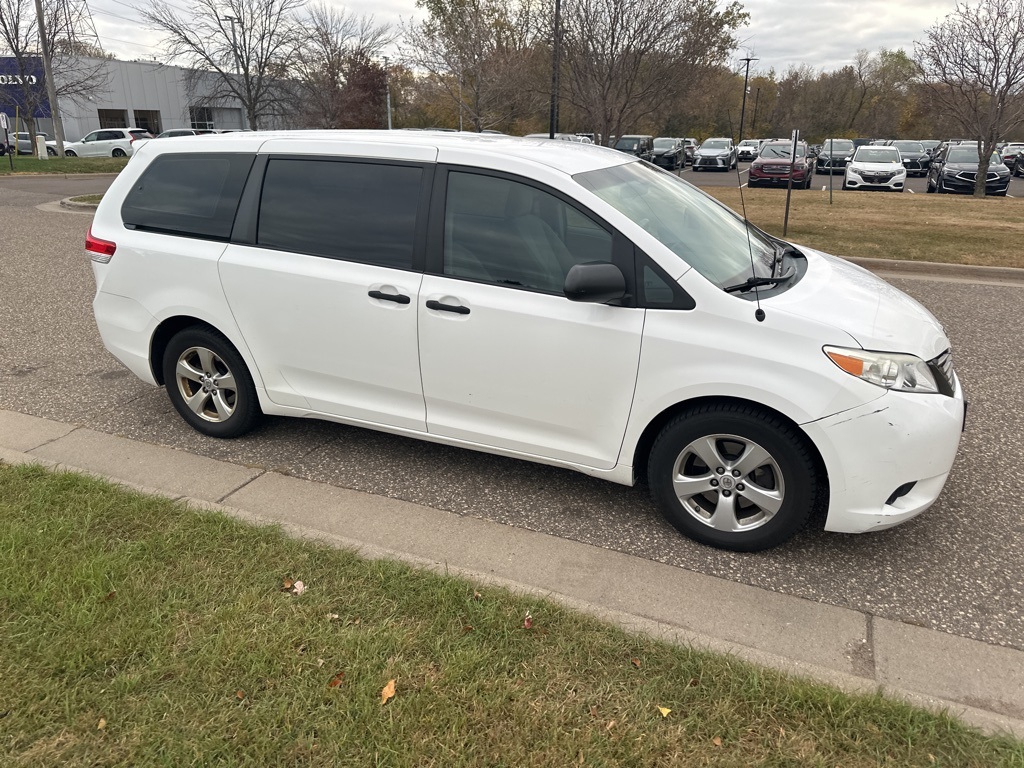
426,299 -> 470,315
368,290 -> 411,304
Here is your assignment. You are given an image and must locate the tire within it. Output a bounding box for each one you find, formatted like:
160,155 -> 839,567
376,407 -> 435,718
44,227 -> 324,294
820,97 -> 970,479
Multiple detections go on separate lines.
926,177 -> 936,193
648,403 -> 821,551
46,147 -> 57,156
162,327 -> 261,438
842,180 -> 849,190
112,148 -> 127,158
64,149 -> 77,157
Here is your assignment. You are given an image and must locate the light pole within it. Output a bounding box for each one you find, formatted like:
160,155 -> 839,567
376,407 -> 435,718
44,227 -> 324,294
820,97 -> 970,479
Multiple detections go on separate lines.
221,15 -> 240,75
548,0 -> 561,139
751,87 -> 760,137
737,56 -> 758,144
382,56 -> 393,130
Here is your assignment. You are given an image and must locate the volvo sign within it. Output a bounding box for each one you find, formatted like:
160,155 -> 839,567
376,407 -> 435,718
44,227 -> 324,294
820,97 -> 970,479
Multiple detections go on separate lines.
0,57 -> 50,118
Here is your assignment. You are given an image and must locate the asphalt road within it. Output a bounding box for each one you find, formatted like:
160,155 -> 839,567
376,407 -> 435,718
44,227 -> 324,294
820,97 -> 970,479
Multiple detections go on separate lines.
2,173 -> 1022,652
679,161 -> 1024,196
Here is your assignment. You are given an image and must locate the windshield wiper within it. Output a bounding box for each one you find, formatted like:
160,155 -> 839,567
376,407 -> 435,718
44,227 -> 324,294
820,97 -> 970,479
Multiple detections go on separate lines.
724,270 -> 795,293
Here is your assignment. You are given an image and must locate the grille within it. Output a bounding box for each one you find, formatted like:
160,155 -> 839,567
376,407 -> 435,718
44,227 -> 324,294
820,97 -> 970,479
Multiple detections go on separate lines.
764,165 -> 791,174
929,349 -> 955,396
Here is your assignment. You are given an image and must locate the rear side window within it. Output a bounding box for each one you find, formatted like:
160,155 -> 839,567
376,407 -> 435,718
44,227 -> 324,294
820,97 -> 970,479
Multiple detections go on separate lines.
257,158 -> 422,269
121,152 -> 254,240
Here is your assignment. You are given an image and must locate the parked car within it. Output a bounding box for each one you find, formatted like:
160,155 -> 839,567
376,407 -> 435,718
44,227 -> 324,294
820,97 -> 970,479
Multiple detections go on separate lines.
999,142 -> 1024,173
63,127 -> 154,157
651,137 -> 684,170
815,139 -> 855,174
681,137 -> 698,164
888,140 -> 932,176
921,139 -> 941,157
926,144 -> 1010,195
9,131 -> 58,155
612,134 -> 654,161
843,145 -> 907,192
691,137 -> 737,171
736,139 -> 761,162
1014,155 -> 1024,178
748,140 -> 814,188
86,131 -> 964,552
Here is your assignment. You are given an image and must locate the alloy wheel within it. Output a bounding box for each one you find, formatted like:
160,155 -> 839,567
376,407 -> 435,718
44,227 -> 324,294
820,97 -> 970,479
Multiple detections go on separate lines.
174,346 -> 238,422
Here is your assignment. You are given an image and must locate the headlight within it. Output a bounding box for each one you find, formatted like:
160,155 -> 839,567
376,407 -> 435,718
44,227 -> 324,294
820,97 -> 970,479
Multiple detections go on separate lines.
824,347 -> 940,393
849,166 -> 862,174
997,168 -> 1010,176
844,156 -> 852,161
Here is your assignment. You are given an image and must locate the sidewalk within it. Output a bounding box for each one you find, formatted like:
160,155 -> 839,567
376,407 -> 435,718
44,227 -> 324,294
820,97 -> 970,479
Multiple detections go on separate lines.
1,407 -> 1022,738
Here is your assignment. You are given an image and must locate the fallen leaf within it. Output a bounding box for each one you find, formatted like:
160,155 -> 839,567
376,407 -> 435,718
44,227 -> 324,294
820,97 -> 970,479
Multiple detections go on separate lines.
327,613 -> 340,621
589,706 -> 599,717
292,580 -> 306,596
352,617 -> 361,626
473,590 -> 482,601
631,657 -> 641,668
657,707 -> 671,717
102,590 -> 116,602
462,625 -> 474,633
578,749 -> 584,764
282,577 -> 294,591
928,755 -> 936,764
328,671 -> 345,689
235,690 -> 245,701
605,719 -> 616,731
97,717 -> 106,730
712,736 -> 723,747
381,679 -> 396,705
523,612 -> 533,629
317,658 -> 325,668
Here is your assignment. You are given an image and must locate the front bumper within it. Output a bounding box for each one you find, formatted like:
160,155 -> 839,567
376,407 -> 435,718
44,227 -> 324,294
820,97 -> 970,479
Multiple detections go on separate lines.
845,169 -> 905,191
804,375 -> 965,534
937,173 -> 1010,195
749,165 -> 810,186
816,158 -> 849,174
693,156 -> 730,170
653,154 -> 680,167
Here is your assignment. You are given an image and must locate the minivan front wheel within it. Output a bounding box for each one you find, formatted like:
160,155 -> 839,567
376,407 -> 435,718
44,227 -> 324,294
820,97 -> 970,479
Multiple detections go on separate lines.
647,404 -> 820,551
162,327 -> 260,438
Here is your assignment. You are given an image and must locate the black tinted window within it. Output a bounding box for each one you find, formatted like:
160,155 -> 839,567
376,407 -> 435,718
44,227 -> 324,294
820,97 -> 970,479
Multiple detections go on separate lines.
258,159 -> 421,269
121,152 -> 254,240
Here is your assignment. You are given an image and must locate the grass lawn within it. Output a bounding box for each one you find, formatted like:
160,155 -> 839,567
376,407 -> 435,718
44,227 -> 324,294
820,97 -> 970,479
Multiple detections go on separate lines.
705,186 -> 1024,269
0,156 -> 129,175
1,463 -> 1021,766
67,194 -> 104,205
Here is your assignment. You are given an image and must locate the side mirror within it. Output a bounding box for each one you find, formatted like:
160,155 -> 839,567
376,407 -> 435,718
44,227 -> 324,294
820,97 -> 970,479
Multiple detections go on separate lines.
564,262 -> 627,304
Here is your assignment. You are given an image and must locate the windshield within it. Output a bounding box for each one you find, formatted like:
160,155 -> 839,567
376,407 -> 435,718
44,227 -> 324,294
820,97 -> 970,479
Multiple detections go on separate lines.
947,147 -> 999,164
739,140 -> 759,147
574,161 -> 775,289
760,144 -> 805,158
854,147 -> 900,163
822,140 -> 854,153
615,138 -> 639,151
653,139 -> 676,148
891,141 -> 924,153
700,139 -> 729,150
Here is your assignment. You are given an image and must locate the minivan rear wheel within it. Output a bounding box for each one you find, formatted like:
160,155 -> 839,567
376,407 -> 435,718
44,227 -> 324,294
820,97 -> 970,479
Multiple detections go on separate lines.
162,327 -> 260,438
647,404 -> 820,551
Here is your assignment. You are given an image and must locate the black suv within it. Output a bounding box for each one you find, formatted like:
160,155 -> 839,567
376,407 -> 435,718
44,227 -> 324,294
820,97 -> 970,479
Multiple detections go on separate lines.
815,139 -> 855,174
613,135 -> 654,162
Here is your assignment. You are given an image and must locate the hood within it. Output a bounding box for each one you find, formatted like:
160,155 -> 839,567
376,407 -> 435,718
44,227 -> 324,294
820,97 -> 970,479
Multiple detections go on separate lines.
944,161 -> 1008,172
699,148 -> 731,156
849,161 -> 902,171
765,247 -> 949,359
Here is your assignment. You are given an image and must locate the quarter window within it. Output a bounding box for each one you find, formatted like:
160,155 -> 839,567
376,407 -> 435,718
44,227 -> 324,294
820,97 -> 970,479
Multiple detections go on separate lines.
121,153 -> 254,240
257,159 -> 422,269
443,172 -> 612,293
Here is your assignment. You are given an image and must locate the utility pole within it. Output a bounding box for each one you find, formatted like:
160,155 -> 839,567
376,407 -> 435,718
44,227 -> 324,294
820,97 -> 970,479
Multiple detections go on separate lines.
751,87 -> 760,137
33,0 -> 65,154
382,56 -> 392,130
737,56 -> 758,144
221,15 -> 241,75
547,0 -> 562,139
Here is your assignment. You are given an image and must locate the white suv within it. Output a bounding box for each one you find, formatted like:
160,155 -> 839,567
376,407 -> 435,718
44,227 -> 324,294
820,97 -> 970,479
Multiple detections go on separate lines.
86,131 -> 965,551
63,127 -> 153,157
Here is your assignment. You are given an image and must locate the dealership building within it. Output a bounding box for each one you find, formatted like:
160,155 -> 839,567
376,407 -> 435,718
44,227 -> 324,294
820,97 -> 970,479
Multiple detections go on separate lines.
1,56 -> 251,142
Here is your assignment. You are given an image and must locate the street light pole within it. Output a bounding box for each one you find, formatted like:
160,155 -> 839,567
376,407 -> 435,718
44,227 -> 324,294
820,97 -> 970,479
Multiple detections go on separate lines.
737,56 -> 758,144
382,56 -> 393,130
221,15 -> 240,75
548,0 -> 561,139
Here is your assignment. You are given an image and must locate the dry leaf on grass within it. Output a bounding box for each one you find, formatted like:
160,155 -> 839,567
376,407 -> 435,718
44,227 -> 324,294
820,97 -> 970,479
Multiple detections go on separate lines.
281,577 -> 294,591
102,590 -> 116,602
606,720 -> 616,731
381,679 -> 396,705
328,672 -> 345,689
97,717 -> 107,730
630,658 -> 641,668
657,707 -> 671,717
523,612 -> 533,629
292,580 -> 306,595
473,590 -> 482,601
712,736 -> 723,747
235,690 -> 245,701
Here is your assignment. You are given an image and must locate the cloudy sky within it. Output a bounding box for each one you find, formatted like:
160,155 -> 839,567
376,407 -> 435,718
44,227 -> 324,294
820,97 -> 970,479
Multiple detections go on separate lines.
88,0 -> 960,75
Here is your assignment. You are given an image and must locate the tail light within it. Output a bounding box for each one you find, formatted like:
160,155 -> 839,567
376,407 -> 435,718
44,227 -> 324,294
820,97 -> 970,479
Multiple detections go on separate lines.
86,226 -> 116,263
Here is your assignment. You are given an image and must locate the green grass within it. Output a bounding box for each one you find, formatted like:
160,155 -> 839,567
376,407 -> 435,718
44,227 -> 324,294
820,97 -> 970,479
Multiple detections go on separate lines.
1,463 -> 1021,766
706,186 -> 1024,269
0,155 -> 128,175
67,194 -> 104,205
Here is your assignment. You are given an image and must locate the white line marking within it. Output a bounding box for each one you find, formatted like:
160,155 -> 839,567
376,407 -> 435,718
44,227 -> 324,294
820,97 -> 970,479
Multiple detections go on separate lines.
740,182 -> 748,188
908,188 -> 915,194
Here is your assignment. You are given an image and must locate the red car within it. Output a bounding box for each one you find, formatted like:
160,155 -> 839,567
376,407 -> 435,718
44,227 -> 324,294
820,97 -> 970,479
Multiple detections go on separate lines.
747,140 -> 814,188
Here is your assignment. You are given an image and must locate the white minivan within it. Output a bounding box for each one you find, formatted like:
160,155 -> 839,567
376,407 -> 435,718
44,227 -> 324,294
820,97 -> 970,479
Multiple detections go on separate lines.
87,131 -> 965,551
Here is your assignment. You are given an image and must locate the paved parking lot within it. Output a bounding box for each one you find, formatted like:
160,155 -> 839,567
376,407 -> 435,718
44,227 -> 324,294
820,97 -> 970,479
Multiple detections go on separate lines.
2,173 -> 1022,653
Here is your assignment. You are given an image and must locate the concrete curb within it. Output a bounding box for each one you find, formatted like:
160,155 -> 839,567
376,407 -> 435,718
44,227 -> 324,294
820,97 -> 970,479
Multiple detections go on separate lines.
59,196 -> 99,211
1,407 -> 1022,739
847,256 -> 1024,284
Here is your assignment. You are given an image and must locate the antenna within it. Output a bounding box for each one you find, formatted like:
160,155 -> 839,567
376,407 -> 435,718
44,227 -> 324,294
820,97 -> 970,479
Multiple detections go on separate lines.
735,54 -> 764,322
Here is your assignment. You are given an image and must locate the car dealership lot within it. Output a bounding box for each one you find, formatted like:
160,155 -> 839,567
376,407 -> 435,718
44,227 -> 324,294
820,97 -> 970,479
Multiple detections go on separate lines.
2,173 -> 1023,652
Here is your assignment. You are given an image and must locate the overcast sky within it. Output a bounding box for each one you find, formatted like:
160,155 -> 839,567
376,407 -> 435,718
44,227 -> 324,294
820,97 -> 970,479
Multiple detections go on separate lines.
88,0 -> 961,75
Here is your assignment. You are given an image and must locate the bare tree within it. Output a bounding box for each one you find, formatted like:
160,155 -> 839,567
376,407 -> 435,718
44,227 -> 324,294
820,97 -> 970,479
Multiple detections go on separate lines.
402,0 -> 548,132
915,0 -> 1024,196
561,0 -> 746,146
138,0 -> 306,130
0,0 -> 109,142
292,3 -> 394,128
